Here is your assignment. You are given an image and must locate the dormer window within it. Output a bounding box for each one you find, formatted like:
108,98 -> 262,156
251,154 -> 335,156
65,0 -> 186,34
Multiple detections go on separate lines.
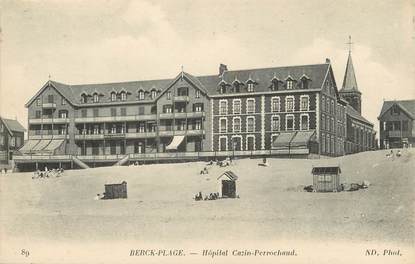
220,85 -> 227,94
120,91 -> 127,101
151,90 -> 156,99
247,83 -> 254,92
138,90 -> 145,100
391,105 -> 400,115
110,92 -> 116,102
81,93 -> 88,104
271,80 -> 279,91
93,93 -> 99,103
300,76 -> 310,89
287,80 -> 293,89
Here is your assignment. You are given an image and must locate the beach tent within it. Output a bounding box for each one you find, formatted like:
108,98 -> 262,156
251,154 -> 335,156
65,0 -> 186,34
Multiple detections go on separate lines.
312,166 -> 341,192
217,171 -> 238,198
103,181 -> 127,199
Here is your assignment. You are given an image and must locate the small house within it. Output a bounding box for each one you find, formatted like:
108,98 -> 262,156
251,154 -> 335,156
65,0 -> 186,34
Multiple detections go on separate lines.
312,166 -> 341,192
104,181 -> 127,199
217,171 -> 238,198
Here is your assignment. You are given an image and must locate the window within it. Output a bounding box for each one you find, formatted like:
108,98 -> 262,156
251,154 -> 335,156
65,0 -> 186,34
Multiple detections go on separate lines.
246,99 -> 255,114
301,78 -> 309,89
300,96 -> 309,111
286,115 -> 294,131
233,117 -> 241,132
321,133 -> 326,153
271,97 -> 280,112
233,83 -> 240,93
48,95 -> 54,103
81,109 -> 87,118
167,91 -> 171,100
151,90 -> 156,99
111,92 -> 116,102
326,98 -> 330,113
61,98 -> 66,105
391,105 -> 400,115
138,91 -> 145,100
331,100 -> 334,114
271,116 -> 280,131
233,99 -> 241,114
321,96 -> 325,111
219,100 -> 227,115
271,80 -> 279,91
220,85 -> 227,94
287,80 -> 293,89
301,114 -> 309,130
138,123 -> 145,133
59,110 -> 68,118
93,93 -> 99,103
285,96 -> 294,112
81,94 -> 87,104
121,92 -> 127,101
111,108 -> 117,117
402,121 -> 408,131
220,118 -> 227,133
195,120 -> 202,130
164,105 -> 172,113
121,108 -> 126,116
138,106 -> 145,115
93,125 -> 99,135
247,83 -> 254,92
111,125 -> 116,134
247,117 -> 255,132
36,98 -> 41,106
195,90 -> 200,98
194,103 -> 203,112
322,114 -> 325,130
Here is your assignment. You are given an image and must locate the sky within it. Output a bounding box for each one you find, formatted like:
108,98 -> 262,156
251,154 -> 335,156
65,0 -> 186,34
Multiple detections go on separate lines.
1,0 -> 414,134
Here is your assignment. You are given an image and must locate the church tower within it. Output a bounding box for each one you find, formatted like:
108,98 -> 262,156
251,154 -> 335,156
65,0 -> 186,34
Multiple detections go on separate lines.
339,36 -> 362,114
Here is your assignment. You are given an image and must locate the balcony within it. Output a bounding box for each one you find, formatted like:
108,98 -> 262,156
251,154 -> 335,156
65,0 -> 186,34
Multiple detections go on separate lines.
158,111 -> 205,120
125,132 -> 157,139
385,130 -> 412,138
104,133 -> 126,139
74,114 -> 157,123
29,134 -> 69,140
173,95 -> 189,102
75,134 -> 105,140
158,129 -> 204,137
29,118 -> 69,124
42,103 -> 56,109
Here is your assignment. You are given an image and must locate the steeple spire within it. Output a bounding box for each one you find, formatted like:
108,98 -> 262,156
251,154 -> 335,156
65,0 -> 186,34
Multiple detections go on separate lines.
341,49 -> 359,92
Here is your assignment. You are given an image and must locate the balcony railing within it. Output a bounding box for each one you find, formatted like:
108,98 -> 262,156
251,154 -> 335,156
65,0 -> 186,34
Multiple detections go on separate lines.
173,95 -> 189,102
385,130 -> 412,138
159,111 -> 205,119
42,103 -> 56,109
29,118 -> 69,124
158,129 -> 204,137
29,134 -> 69,140
74,114 -> 157,123
125,132 -> 157,139
74,134 -> 105,140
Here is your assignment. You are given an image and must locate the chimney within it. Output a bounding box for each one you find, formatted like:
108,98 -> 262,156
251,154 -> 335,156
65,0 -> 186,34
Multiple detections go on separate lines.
325,58 -> 331,64
219,64 -> 228,76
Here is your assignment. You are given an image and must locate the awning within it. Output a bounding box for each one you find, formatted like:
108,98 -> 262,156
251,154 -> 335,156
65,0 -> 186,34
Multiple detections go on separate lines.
272,132 -> 296,148
43,139 -> 64,152
19,140 -> 40,153
32,139 -> 52,151
165,135 -> 185,150
290,130 -> 316,147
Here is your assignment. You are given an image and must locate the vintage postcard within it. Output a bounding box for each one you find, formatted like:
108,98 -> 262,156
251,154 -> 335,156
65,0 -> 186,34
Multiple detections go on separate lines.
0,0 -> 414,263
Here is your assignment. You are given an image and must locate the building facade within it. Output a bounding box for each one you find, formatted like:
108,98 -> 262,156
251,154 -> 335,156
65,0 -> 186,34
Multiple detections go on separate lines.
0,117 -> 26,170
17,54 -> 376,167
378,100 -> 415,149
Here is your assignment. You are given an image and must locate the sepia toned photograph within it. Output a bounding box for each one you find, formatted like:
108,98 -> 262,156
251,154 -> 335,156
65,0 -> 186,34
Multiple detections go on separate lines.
0,0 -> 414,263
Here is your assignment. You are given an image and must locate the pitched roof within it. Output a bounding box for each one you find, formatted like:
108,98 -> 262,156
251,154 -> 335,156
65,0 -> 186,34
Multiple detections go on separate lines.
1,117 -> 26,135
312,166 -> 341,174
26,62 -> 332,106
196,63 -> 330,95
346,105 -> 373,125
378,100 -> 415,119
340,53 -> 359,93
217,171 -> 239,181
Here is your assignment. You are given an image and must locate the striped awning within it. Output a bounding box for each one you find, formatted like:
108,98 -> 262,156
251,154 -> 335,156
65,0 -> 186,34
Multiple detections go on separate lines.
272,132 -> 296,148
290,130 -> 316,147
165,135 -> 185,150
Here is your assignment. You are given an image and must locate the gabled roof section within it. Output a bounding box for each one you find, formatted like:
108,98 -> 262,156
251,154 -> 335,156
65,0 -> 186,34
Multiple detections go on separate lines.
340,53 -> 359,92
346,105 -> 373,125
197,63 -> 330,95
1,117 -> 26,136
378,100 -> 415,119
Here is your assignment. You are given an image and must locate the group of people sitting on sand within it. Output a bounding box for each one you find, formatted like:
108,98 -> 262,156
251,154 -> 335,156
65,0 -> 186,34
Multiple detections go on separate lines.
206,157 -> 233,168
32,167 -> 64,179
194,191 -> 220,201
386,149 -> 402,158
